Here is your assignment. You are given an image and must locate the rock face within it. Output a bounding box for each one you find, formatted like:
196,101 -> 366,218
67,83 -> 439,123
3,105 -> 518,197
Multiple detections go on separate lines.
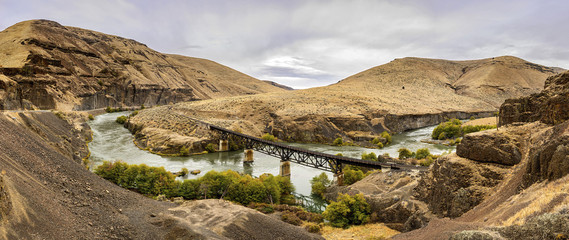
0,20 -> 284,110
524,120 -> 569,186
414,154 -> 510,218
456,130 -> 522,166
500,71 -> 569,126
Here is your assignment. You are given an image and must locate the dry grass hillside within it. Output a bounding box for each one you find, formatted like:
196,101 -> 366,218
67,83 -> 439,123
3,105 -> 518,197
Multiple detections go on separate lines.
0,20 -> 284,110
129,56 -> 560,154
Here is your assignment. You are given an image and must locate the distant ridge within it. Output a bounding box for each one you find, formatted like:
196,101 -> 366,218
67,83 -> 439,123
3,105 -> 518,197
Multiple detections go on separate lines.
0,19 -> 285,110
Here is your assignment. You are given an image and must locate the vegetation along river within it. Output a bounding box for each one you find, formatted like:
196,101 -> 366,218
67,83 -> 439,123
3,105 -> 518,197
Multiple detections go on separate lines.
88,112 -> 456,200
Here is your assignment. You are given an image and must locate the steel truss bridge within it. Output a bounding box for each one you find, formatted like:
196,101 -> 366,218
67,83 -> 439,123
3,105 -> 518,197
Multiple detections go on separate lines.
187,117 -> 426,174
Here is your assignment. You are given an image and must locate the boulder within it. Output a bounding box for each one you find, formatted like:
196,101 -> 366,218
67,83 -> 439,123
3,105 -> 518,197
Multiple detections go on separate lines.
457,130 -> 522,166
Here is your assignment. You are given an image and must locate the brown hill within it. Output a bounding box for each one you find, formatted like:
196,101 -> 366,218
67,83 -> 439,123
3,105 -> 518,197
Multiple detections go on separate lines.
0,111 -> 322,239
128,56 -> 561,155
0,20 -> 284,110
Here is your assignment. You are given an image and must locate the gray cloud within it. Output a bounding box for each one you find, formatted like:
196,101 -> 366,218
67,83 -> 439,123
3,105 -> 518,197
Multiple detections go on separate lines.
1,0 -> 567,89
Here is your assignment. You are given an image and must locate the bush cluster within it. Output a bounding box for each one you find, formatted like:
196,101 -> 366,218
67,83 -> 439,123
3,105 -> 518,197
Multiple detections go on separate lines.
115,115 -> 128,124
323,193 -> 371,228
332,137 -> 343,146
398,148 -> 439,166
380,131 -> 392,144
105,106 -> 125,113
431,118 -> 496,140
343,165 -> 371,185
205,143 -> 216,153
261,133 -> 276,142
95,162 -> 295,206
310,173 -> 331,198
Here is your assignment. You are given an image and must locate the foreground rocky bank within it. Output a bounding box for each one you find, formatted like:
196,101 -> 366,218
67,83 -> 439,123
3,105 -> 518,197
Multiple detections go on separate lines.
0,111 -> 322,239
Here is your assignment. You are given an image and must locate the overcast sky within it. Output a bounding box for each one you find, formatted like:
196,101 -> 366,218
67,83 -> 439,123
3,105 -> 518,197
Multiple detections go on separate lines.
1,0 -> 568,89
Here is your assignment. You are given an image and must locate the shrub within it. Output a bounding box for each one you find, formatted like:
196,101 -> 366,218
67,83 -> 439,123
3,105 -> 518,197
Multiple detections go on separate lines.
179,168 -> 189,177
205,143 -> 216,153
420,156 -> 435,167
377,142 -> 384,148
115,115 -> 128,124
343,165 -> 368,185
54,111 -> 66,120
431,119 -> 462,140
323,193 -> 371,228
261,133 -> 276,141
129,110 -> 139,117
336,153 -> 343,156
281,211 -> 303,226
180,146 -> 190,156
361,152 -> 378,161
88,114 -> 95,120
432,118 -> 496,140
398,148 -> 414,159
415,148 -> 431,159
380,131 -> 392,144
140,104 -> 145,109
470,116 -> 476,120
304,222 -> 321,233
332,137 -> 343,146
310,173 -> 331,198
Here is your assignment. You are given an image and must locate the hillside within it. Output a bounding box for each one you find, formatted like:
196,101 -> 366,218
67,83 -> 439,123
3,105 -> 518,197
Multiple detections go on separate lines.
0,111 -> 321,239
128,56 -> 561,154
0,20 -> 284,110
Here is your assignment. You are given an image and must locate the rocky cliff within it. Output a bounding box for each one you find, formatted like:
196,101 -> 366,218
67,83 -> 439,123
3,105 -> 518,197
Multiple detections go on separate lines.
0,20 -> 285,110
500,71 -> 569,126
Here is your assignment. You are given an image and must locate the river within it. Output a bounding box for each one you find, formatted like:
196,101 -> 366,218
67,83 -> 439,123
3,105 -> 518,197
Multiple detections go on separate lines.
88,112 -> 455,198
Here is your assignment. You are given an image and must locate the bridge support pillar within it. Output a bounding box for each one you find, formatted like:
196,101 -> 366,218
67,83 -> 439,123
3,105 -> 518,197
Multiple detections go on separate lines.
334,172 -> 344,186
244,149 -> 254,163
219,139 -> 229,151
279,161 -> 291,178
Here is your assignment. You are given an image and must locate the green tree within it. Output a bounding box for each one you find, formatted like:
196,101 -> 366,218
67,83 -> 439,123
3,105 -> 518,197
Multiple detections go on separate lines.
310,173 -> 331,197
205,143 -> 216,153
323,193 -> 371,228
261,133 -> 276,141
115,115 -> 128,124
343,165 -> 368,185
332,137 -> 343,146
380,131 -> 392,144
415,148 -> 431,159
398,148 -> 414,159
361,152 -> 378,161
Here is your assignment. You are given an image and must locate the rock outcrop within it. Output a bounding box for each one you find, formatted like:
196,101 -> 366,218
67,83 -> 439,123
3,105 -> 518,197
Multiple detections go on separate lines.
325,171 -> 433,232
456,130 -> 522,166
414,154 -> 510,218
500,71 -> 569,126
0,20 -> 284,111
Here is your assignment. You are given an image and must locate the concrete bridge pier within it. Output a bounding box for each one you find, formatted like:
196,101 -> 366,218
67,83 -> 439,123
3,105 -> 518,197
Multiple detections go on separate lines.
279,159 -> 291,178
244,149 -> 254,163
219,139 -> 229,151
